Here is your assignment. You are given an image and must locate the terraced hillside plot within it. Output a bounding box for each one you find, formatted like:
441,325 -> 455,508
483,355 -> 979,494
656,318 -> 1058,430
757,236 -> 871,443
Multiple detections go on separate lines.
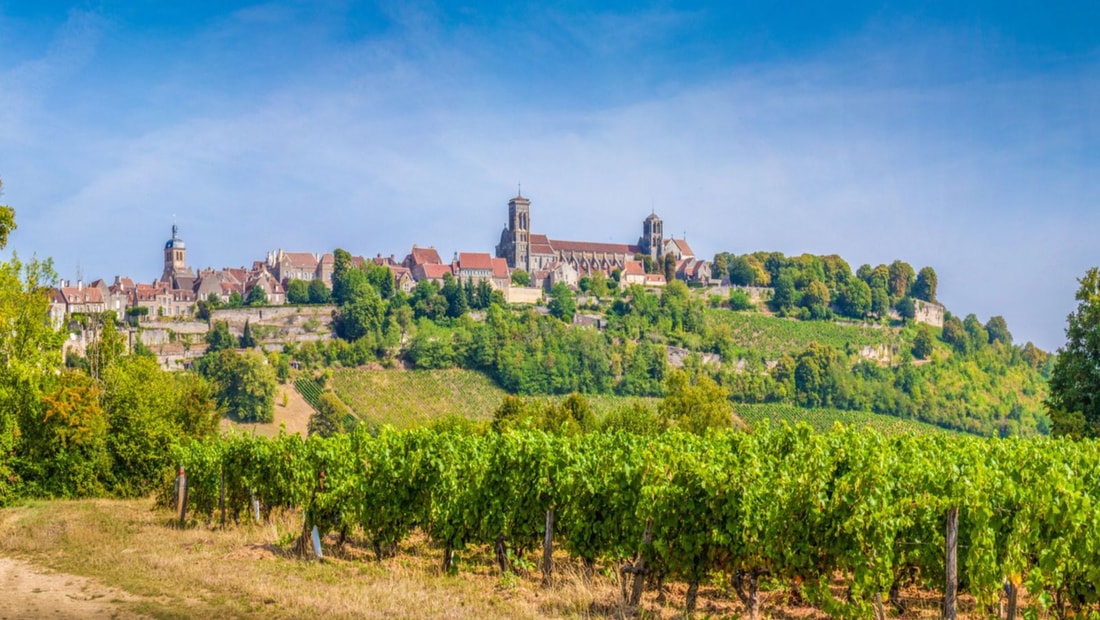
706,309 -> 900,360
332,368 -> 507,428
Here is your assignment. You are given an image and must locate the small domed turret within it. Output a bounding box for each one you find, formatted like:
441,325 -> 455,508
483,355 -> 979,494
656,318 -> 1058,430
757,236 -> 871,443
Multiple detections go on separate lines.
165,224 -> 185,250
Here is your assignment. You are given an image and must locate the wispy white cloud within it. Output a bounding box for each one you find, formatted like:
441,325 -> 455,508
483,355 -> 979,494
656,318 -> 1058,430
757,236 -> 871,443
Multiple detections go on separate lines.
0,6 -> 1096,350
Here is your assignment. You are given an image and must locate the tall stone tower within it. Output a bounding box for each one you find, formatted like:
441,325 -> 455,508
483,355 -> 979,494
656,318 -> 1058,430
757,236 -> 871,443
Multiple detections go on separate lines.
640,212 -> 663,261
162,224 -> 187,283
497,193 -> 531,272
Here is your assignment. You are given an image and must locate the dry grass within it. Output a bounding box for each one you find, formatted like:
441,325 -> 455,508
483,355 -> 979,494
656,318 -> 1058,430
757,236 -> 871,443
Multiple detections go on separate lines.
0,498 -> 1001,619
220,384 -> 314,438
0,499 -> 636,619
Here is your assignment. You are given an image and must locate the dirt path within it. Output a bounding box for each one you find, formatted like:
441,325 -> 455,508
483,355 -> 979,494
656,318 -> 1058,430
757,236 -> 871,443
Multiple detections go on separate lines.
0,557 -> 148,619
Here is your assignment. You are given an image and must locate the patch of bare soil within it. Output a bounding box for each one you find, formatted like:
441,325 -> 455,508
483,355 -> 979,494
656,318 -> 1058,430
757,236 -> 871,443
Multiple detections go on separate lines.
220,384 -> 314,438
0,557 -> 149,619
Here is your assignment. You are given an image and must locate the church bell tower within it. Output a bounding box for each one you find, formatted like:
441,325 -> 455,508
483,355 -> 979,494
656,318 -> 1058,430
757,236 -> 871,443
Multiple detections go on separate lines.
641,212 -> 663,261
162,224 -> 187,283
507,193 -> 531,271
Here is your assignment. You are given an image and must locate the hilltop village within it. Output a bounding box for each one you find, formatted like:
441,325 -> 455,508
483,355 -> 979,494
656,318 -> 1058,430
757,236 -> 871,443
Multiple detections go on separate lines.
47,194 -> 718,366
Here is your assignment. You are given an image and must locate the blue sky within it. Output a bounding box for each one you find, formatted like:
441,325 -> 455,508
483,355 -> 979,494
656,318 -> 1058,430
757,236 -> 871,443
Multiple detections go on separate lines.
1,1 -> 1097,350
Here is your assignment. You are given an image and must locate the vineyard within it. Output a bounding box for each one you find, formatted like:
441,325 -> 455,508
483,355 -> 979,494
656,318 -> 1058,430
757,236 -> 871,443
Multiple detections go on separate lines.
293,377 -> 325,410
736,403 -> 956,436
173,425 -> 1100,619
331,368 -> 506,428
705,308 -> 901,359
326,368 -> 960,437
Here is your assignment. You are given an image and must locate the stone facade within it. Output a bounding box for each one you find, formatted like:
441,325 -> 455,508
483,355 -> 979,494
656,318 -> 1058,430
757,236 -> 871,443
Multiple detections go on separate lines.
495,193 -> 708,285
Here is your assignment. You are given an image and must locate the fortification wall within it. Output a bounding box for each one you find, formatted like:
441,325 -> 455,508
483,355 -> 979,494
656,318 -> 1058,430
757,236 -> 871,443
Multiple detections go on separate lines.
914,300 -> 945,328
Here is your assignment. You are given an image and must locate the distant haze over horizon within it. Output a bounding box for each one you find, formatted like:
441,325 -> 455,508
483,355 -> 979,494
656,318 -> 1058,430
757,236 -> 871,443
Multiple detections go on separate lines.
1,2 -> 1096,351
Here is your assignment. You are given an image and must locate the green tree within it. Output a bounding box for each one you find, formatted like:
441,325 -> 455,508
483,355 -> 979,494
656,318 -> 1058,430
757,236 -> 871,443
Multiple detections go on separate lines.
173,372 -> 220,439
308,278 -> 331,304
727,256 -> 756,286
245,285 -> 267,306
728,289 -> 753,311
912,326 -> 935,359
86,312 -> 126,380
492,395 -> 536,432
205,320 -> 236,352
588,270 -> 610,299
870,285 -> 890,316
792,342 -> 844,407
101,356 -> 188,495
1047,268 -> 1100,438
411,279 -> 447,321
0,248 -> 65,501
896,296 -> 916,320
658,370 -> 735,434
308,392 -> 348,437
963,313 -> 988,351
331,248 -> 355,304
801,280 -> 831,319
19,371 -> 110,497
887,260 -> 915,300
548,282 -> 576,322
365,263 -> 395,299
941,315 -> 970,354
985,315 -> 1012,346
441,273 -> 467,319
286,279 -> 309,304
771,272 -> 798,313
198,349 -> 277,423
239,319 -> 256,348
226,290 -> 244,308
511,269 -> 530,286
663,253 -> 678,283
333,282 -> 385,342
837,279 -> 872,318
0,180 -> 14,249
912,266 -> 938,302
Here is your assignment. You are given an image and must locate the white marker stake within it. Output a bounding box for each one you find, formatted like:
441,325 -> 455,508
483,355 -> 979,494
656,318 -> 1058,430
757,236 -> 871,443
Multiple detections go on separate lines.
311,526 -> 323,560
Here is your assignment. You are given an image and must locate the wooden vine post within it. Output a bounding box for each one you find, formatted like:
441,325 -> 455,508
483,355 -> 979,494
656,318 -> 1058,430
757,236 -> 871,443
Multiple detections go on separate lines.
627,519 -> 653,607
541,509 -> 555,586
176,466 -> 188,527
944,506 -> 959,620
1006,579 -> 1018,620
219,466 -> 227,528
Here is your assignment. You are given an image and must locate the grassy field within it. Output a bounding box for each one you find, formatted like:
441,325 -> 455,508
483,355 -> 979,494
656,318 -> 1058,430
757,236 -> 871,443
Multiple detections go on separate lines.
0,498 -> 976,619
331,368 -> 952,436
705,308 -> 901,359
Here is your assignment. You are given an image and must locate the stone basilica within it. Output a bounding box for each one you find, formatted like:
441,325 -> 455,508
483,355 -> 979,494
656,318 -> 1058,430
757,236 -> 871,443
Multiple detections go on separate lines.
494,193 -> 700,280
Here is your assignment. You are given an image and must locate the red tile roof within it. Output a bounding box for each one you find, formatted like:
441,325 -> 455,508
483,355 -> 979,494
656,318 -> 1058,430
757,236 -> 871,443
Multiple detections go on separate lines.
491,257 -> 510,279
529,234 -> 556,256
60,287 -> 104,304
283,252 -> 319,269
549,239 -> 641,255
622,260 -> 646,276
408,246 -> 443,266
414,263 -> 454,280
457,252 -> 494,271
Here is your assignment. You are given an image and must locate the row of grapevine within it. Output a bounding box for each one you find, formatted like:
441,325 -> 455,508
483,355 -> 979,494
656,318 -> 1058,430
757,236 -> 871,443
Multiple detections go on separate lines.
737,403 -> 953,436
171,426 -> 1100,618
293,377 -> 324,411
